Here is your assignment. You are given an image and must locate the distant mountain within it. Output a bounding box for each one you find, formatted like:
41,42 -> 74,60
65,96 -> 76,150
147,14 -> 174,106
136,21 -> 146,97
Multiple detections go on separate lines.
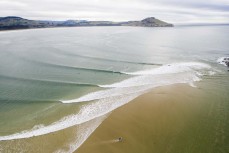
0,16 -> 173,30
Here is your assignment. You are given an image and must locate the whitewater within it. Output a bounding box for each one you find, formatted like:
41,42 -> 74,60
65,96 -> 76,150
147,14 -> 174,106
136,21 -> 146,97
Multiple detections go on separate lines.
0,62 -> 213,142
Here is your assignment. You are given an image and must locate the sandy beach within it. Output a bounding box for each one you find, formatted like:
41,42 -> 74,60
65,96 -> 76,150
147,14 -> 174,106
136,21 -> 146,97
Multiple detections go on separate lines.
76,83 -> 228,153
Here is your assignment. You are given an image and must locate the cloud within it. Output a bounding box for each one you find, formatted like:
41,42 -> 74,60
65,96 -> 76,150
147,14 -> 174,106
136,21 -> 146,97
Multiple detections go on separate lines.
0,0 -> 229,24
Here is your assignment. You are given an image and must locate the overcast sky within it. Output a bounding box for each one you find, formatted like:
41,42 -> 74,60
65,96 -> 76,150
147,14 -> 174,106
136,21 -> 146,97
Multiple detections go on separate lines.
0,0 -> 229,24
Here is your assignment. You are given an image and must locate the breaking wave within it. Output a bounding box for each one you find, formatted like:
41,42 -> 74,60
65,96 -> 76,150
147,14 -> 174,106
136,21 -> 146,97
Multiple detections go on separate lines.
0,62 -> 214,145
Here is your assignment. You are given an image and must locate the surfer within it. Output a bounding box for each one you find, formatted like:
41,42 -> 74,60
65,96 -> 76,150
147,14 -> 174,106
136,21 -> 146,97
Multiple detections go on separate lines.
118,137 -> 123,142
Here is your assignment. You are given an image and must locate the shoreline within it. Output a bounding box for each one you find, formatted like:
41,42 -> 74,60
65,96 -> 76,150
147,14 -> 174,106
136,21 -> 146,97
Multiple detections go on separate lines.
76,84 -> 196,153
76,82 -> 228,153
0,26 -> 125,32
0,24 -> 174,33
0,70 -> 228,152
0,17 -> 173,32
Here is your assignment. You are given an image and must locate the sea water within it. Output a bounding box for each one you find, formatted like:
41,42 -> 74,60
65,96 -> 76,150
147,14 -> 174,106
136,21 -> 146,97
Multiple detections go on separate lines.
0,26 -> 228,152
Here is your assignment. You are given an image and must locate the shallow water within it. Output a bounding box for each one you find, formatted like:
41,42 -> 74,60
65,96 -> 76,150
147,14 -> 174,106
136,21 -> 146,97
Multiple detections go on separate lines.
0,26 -> 228,152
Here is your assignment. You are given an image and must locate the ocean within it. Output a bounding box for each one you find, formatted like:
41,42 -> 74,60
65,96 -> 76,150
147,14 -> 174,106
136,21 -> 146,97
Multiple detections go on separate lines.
0,26 -> 228,152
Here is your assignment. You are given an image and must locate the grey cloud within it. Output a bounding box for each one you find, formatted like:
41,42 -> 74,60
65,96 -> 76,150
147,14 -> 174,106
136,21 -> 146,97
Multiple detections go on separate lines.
0,0 -> 229,24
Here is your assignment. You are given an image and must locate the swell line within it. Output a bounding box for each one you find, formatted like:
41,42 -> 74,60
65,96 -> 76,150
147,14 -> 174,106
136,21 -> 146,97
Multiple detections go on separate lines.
6,51 -> 128,75
52,47 -> 162,66
0,75 -> 100,87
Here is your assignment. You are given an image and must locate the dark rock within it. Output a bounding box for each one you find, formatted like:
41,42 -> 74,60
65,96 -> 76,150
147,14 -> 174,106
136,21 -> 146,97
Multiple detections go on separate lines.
225,61 -> 229,67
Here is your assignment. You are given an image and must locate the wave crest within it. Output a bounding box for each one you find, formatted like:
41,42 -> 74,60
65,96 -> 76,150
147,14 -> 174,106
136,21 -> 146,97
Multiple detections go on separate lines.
0,62 -> 214,146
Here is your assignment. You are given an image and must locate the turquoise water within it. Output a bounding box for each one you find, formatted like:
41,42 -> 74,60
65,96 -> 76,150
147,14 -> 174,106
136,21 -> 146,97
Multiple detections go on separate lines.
0,26 -> 228,152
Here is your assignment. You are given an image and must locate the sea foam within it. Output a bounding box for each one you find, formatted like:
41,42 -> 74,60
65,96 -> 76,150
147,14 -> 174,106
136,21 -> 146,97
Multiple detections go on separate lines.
0,62 -> 213,147
62,62 -> 210,103
122,62 -> 211,75
217,57 -> 229,67
0,93 -> 141,141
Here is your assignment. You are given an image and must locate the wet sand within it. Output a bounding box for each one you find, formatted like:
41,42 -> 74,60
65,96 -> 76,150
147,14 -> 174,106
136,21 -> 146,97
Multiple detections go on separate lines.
76,83 -> 229,153
0,81 -> 228,153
